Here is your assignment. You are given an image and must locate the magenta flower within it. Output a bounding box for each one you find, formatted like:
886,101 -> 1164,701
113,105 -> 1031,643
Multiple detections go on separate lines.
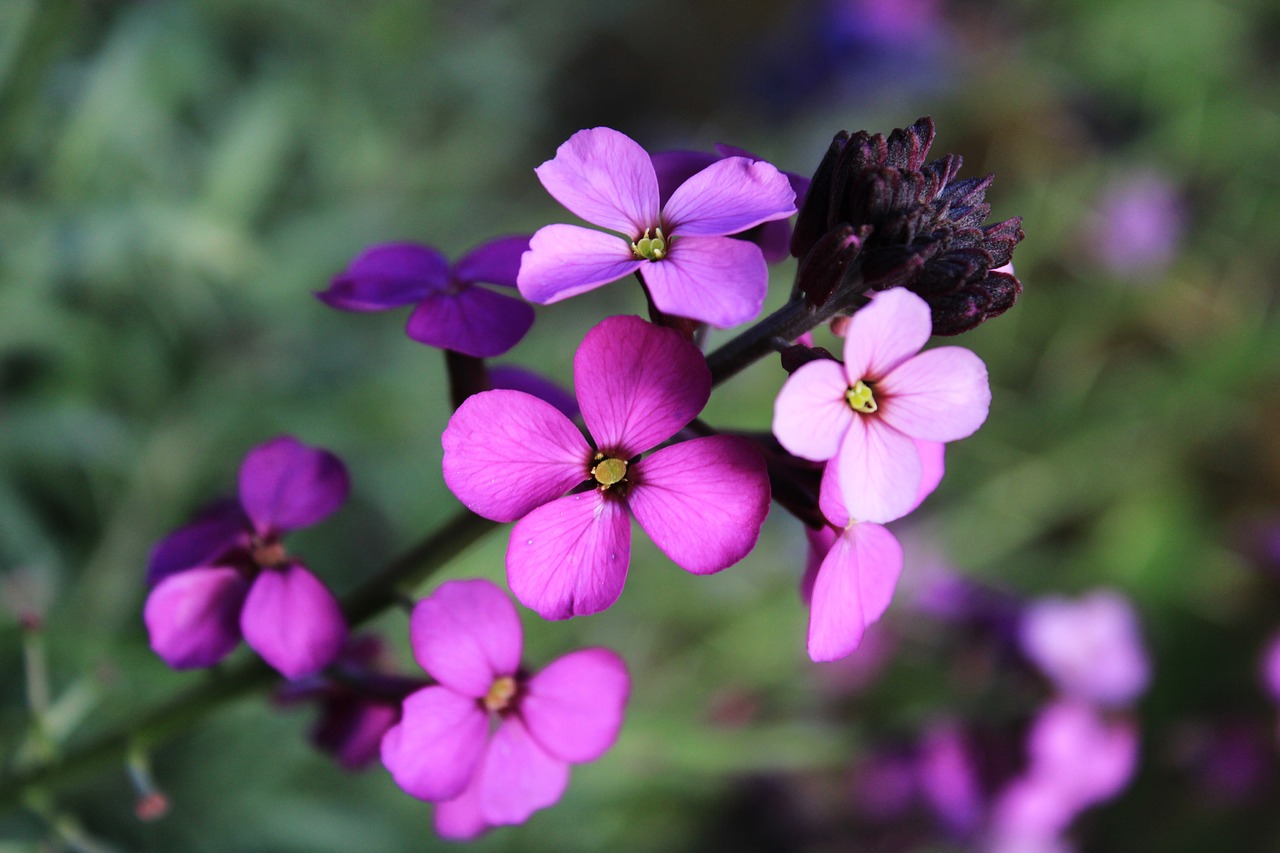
443,315 -> 770,619
143,436 -> 349,678
518,127 -> 797,328
380,579 -> 629,839
317,236 -> 535,358
773,287 -> 989,523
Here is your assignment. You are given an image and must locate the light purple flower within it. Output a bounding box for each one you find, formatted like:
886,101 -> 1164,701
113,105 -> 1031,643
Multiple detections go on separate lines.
1085,172 -> 1186,280
917,721 -> 985,838
773,288 -> 990,524
143,436 -> 349,678
443,315 -> 771,619
518,128 -> 797,328
318,236 -> 535,358
380,579 -> 629,839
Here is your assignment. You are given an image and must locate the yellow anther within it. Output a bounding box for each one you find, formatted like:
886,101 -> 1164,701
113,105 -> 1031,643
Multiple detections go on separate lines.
484,676 -> 518,713
592,456 -> 628,488
631,227 -> 668,261
846,380 -> 878,414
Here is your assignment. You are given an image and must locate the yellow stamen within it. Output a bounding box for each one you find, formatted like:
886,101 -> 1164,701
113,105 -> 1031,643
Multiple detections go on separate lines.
630,227 -> 668,261
484,676 -> 518,713
592,456 -> 628,488
846,380 -> 878,414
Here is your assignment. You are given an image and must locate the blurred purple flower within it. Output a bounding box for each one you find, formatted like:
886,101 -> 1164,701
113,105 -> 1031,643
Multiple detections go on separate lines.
1085,172 -> 1186,279
917,721 -> 984,838
1262,631 -> 1280,704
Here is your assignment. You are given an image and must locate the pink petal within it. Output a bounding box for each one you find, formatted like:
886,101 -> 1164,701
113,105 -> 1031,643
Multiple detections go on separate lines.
877,347 -> 991,442
801,525 -> 839,605
818,461 -> 850,527
409,579 -> 522,697
506,490 -> 631,620
434,772 -> 488,840
144,566 -> 248,669
574,315 -> 710,456
807,522 -> 903,662
662,156 -> 796,237
521,648 -> 630,763
911,440 -> 946,511
380,686 -> 489,802
317,242 -> 447,311
638,236 -> 768,328
835,416 -> 922,524
772,359 -> 853,461
405,286 -> 535,358
240,563 -> 348,678
516,224 -> 642,304
477,717 -> 570,826
841,287 -> 933,381
453,235 -> 532,287
238,436 -> 349,534
442,390 -> 591,523
534,127 -> 659,236
628,436 -> 770,575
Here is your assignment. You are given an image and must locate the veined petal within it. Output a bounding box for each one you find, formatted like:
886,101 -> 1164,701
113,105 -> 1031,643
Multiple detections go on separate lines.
535,127 -> 659,235
442,390 -> 591,523
628,436 -> 770,575
841,287 -> 933,381
639,236 -> 768,328
575,315 -> 710,456
506,491 -> 631,620
878,347 -> 991,442
381,686 -> 489,802
405,286 -> 535,358
316,242 -> 447,311
477,717 -> 570,826
912,440 -> 946,511
522,648 -> 630,763
146,498 -> 248,585
144,566 -> 248,669
818,461 -> 850,528
238,436 -> 349,535
807,522 -> 903,662
835,416 -> 922,524
663,157 -> 796,237
517,224 -> 641,305
772,359 -> 853,461
240,563 -> 348,678
453,235 -> 533,288
409,579 -> 522,697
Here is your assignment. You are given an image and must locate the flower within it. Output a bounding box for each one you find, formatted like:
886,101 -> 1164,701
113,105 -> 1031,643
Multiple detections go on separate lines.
517,127 -> 797,328
443,315 -> 770,619
143,436 -> 349,678
380,579 -> 629,839
1084,171 -> 1185,280
317,236 -> 535,358
773,287 -> 989,524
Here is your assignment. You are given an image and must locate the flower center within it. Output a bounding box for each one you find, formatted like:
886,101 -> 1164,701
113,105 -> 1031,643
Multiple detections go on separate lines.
630,226 -> 668,261
250,536 -> 288,567
845,379 -> 878,414
483,675 -> 518,713
591,455 -> 628,488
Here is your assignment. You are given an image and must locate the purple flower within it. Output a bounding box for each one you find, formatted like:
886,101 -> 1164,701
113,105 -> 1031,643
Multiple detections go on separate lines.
518,127 -> 797,328
1262,631 -> 1280,704
917,721 -> 984,838
443,315 -> 771,619
380,579 -> 629,839
1085,172 -> 1186,279
317,236 -> 535,358
143,436 -> 349,678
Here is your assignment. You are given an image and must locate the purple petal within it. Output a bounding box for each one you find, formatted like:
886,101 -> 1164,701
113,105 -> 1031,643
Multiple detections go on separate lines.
807,522 -> 903,662
835,416 -> 922,524
772,358 -> 853,462
506,491 -> 631,620
534,127 -> 659,236
575,315 -> 710,456
878,347 -> 991,442
476,717 -> 570,826
453,235 -> 533,288
238,436 -> 349,535
146,498 -> 249,586
651,149 -> 719,205
663,157 -> 796,237
381,685 -> 489,802
628,436 -> 770,575
312,699 -> 401,771
434,774 -> 488,840
489,366 -> 579,419
521,648 -> 630,763
841,287 -> 933,381
317,243 -> 447,311
241,563 -> 348,678
640,236 -> 768,327
516,224 -> 642,305
409,579 -> 522,697
405,286 -> 535,358
1025,699 -> 1139,806
144,566 -> 248,669
442,390 -> 590,523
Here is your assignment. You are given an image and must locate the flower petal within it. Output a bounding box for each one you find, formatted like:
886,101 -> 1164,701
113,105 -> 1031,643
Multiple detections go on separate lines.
434,773 -> 489,840
240,563 -> 348,678
489,366 -> 579,419
146,498 -> 249,585
312,699 -> 400,771
522,648 -> 630,763
238,436 -> 349,534
477,717 -> 570,826
409,579 -> 523,697
662,157 -> 796,237
841,287 -> 933,380
453,235 -> 532,288
575,315 -> 710,456
506,491 -> 631,620
381,686 -> 489,802
807,522 -> 903,662
912,439 -> 946,511
802,524 -> 840,606
442,390 -> 591,523
878,347 -> 991,442
405,286 -> 535,358
640,236 -> 769,328
144,566 -> 248,669
534,127 -> 659,235
650,149 -> 719,205
317,243 -> 448,311
628,436 -> 770,575
835,416 -> 922,524
516,224 -> 642,305
772,358 -> 853,461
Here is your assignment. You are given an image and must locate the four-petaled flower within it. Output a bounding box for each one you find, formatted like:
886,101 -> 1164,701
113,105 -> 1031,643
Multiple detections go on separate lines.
380,579 -> 629,839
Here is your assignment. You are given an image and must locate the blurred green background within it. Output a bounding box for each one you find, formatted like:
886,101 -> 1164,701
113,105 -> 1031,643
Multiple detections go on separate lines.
2,0 -> 1280,850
